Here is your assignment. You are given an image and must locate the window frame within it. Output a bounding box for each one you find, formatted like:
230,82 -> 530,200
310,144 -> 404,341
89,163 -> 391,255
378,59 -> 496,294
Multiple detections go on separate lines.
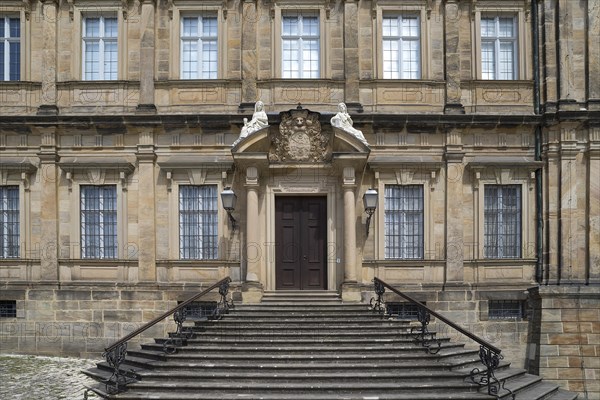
375,6 -> 428,80
472,5 -> 529,81
178,184 -> 219,260
0,15 -> 21,81
0,185 -> 20,258
381,13 -> 421,79
180,13 -> 219,80
483,184 -> 522,259
383,184 -> 425,260
479,14 -> 518,80
280,11 -> 321,79
81,14 -> 119,81
80,184 -> 118,259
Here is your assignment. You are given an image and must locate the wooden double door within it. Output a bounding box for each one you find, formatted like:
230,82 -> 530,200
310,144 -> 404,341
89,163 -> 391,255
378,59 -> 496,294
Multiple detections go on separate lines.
275,196 -> 327,290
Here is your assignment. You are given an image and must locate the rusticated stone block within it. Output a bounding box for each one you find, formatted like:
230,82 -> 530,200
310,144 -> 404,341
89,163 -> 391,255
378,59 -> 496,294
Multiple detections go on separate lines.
55,290 -> 91,301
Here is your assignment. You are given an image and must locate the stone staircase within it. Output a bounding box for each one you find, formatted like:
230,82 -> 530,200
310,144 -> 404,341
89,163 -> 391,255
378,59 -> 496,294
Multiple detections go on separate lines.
83,297 -> 578,400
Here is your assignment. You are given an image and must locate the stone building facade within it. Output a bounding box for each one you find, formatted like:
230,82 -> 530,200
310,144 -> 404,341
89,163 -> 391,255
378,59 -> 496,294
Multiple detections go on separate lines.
0,0 -> 598,398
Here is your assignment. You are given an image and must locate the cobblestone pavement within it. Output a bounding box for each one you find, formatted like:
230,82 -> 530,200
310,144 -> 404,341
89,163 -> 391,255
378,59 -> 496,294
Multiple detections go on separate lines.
0,354 -> 100,400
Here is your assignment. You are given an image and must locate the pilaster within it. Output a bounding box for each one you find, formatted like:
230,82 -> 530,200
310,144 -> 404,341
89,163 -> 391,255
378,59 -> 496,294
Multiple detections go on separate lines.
38,0 -> 59,115
443,0 -> 464,114
589,126 -> 600,283
341,167 -> 361,302
136,128 -> 157,282
344,0 -> 359,104
241,0 -> 258,103
36,127 -> 59,282
137,0 -> 157,113
445,128 -> 464,282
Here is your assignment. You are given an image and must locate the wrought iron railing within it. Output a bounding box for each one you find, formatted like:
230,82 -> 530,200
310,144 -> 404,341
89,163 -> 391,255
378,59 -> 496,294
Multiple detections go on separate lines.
92,277 -> 233,396
370,277 -> 514,399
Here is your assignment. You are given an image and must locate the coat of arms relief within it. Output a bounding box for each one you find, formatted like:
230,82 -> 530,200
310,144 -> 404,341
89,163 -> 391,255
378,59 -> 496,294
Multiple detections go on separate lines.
269,109 -> 331,163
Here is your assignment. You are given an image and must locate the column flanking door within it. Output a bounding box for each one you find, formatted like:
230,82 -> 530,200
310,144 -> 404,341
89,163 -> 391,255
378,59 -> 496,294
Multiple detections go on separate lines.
275,196 -> 327,290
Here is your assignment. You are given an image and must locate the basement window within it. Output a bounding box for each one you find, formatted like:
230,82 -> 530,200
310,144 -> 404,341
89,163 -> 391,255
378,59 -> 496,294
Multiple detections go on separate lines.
179,301 -> 218,320
0,300 -> 17,318
488,300 -> 525,320
386,302 -> 425,320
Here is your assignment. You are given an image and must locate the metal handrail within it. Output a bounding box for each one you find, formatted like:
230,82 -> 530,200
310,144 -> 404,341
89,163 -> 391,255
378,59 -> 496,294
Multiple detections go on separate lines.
373,277 -> 500,353
371,277 -> 513,399
104,276 -> 231,353
100,276 -> 233,395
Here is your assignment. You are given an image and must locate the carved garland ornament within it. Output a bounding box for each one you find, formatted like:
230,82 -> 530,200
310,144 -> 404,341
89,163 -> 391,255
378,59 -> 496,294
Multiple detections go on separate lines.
269,109 -> 330,163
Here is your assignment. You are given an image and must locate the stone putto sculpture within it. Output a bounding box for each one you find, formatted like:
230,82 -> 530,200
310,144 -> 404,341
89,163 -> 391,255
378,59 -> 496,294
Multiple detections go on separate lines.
237,101 -> 269,143
330,102 -> 367,144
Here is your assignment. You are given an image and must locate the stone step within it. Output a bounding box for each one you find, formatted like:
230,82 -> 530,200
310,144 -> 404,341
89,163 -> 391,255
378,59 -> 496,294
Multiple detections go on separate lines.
103,389 -> 494,400
124,380 -> 483,393
163,337 -> 437,346
144,342 -> 464,354
134,370 -> 470,382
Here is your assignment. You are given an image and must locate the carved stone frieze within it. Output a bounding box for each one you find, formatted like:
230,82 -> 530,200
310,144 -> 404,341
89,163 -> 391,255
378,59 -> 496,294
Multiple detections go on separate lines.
269,109 -> 331,163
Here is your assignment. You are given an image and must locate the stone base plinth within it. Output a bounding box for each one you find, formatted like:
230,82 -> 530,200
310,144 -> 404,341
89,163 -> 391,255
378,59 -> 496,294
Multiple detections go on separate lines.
241,281 -> 264,303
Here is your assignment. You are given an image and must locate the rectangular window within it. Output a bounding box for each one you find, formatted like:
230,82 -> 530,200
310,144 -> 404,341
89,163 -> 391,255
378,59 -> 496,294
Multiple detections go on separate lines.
82,15 -> 118,80
0,186 -> 19,258
81,185 -> 117,259
488,300 -> 525,320
382,14 -> 420,79
484,185 -> 521,258
282,12 -> 320,79
0,300 -> 17,318
385,185 -> 424,259
0,16 -> 20,81
481,15 -> 517,80
181,15 -> 218,79
179,185 -> 218,260
386,302 -> 425,320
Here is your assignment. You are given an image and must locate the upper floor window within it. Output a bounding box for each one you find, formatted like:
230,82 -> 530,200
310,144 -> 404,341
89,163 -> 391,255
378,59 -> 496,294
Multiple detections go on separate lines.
179,185 -> 218,260
382,14 -> 420,79
81,185 -> 117,259
484,185 -> 521,258
0,16 -> 20,81
0,186 -> 19,258
282,12 -> 319,78
480,15 -> 517,80
82,15 -> 118,80
384,185 -> 424,259
181,15 -> 218,79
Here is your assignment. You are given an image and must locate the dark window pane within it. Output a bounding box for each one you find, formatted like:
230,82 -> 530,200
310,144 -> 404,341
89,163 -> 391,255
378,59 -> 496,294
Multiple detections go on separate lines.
0,301 -> 17,318
9,42 -> 19,80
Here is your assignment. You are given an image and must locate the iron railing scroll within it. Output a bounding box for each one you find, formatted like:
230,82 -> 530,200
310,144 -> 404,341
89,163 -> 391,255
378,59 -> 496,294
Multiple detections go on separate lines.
100,277 -> 233,395
369,277 -> 514,400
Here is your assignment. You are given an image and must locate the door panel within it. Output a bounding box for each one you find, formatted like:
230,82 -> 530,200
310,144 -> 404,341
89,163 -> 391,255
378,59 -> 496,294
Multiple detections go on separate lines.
275,196 -> 327,290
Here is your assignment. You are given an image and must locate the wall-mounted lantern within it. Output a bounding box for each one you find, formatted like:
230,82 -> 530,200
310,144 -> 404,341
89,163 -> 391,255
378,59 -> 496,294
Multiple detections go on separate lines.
220,187 -> 238,232
363,188 -> 378,236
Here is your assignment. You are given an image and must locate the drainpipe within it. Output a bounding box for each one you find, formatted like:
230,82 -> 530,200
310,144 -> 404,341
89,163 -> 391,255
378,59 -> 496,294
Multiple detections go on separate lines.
532,0 -> 543,284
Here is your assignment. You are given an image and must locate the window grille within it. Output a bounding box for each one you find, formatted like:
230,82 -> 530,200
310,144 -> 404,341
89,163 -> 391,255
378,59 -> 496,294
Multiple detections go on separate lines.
386,302 -> 424,320
80,185 -> 117,259
382,14 -> 420,79
484,185 -> 521,258
0,186 -> 19,258
481,15 -> 518,80
181,15 -> 218,79
180,301 -> 218,320
282,12 -> 320,78
0,300 -> 17,318
83,15 -> 118,80
488,300 -> 524,320
0,16 -> 20,81
384,185 -> 424,259
179,185 -> 218,260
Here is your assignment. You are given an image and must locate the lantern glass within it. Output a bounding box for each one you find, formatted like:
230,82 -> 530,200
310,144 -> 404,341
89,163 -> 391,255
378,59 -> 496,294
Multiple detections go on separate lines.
221,187 -> 237,211
363,188 -> 378,212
